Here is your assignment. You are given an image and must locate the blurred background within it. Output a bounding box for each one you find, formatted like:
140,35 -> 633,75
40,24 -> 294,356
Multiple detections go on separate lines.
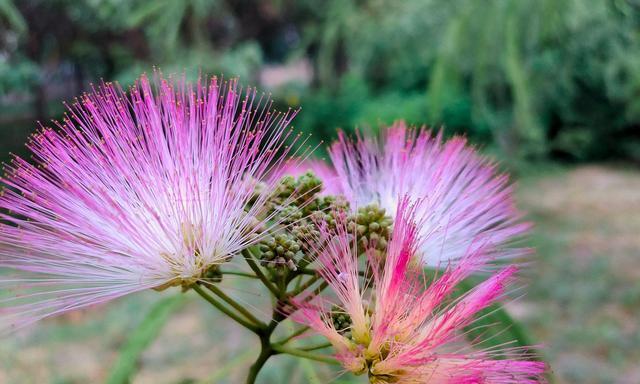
0,0 -> 639,383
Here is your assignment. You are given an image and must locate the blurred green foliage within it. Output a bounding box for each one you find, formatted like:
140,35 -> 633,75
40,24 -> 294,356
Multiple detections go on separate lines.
296,0 -> 640,161
106,294 -> 185,384
1,0 -> 640,162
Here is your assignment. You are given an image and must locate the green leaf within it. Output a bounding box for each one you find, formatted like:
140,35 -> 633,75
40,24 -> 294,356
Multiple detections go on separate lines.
106,294 -> 186,384
0,0 -> 27,35
298,359 -> 323,384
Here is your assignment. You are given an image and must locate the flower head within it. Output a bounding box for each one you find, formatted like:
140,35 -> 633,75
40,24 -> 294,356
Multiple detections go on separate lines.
0,74 -> 301,332
328,122 -> 530,266
293,199 -> 545,383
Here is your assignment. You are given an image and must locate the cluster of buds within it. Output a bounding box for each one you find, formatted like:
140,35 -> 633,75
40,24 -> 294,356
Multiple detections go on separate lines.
258,232 -> 302,272
270,171 -> 323,208
330,305 -> 354,338
349,204 -> 392,252
275,205 -> 304,226
290,221 -> 320,255
257,172 -> 353,273
306,195 -> 350,227
256,172 -> 395,276
254,173 -> 324,273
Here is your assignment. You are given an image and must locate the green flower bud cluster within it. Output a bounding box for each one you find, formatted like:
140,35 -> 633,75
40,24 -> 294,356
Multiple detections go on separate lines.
247,172 -> 325,275
271,175 -> 297,206
270,173 -> 350,260
276,205 -> 304,226
242,215 -> 267,239
290,220 -> 320,253
295,172 -> 323,205
258,232 -> 303,272
289,195 -> 350,260
247,177 -> 266,207
307,195 -> 350,229
252,171 -> 387,275
331,305 -> 353,338
270,172 -> 323,208
349,204 -> 392,251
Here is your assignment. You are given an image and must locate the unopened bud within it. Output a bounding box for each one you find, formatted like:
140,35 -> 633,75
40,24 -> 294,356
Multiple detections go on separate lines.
258,232 -> 302,272
349,203 -> 393,252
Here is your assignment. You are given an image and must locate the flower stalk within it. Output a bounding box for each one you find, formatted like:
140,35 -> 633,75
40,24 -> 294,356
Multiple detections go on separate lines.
204,284 -> 266,329
271,343 -> 339,364
193,246 -> 337,383
242,249 -> 282,298
193,285 -> 262,334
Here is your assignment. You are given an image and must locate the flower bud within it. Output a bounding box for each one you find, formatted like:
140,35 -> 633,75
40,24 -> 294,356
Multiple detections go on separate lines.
269,172 -> 324,209
350,203 -> 392,252
331,305 -> 353,338
258,232 -> 302,272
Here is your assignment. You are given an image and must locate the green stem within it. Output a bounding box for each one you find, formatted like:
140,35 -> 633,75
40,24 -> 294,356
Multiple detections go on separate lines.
193,285 -> 261,333
292,274 -> 304,291
221,270 -> 259,279
245,307 -> 286,383
204,283 -> 266,328
242,249 -> 281,298
289,273 -> 322,297
241,248 -> 334,382
276,326 -> 310,345
245,332 -> 274,384
301,342 -> 332,351
271,344 -> 339,365
302,281 -> 329,304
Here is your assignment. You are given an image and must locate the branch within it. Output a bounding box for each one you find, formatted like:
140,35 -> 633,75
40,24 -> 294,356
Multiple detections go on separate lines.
204,283 -> 266,329
301,342 -> 332,351
271,343 -> 339,365
221,270 -> 259,279
275,326 -> 310,345
193,285 -> 261,333
242,248 -> 281,298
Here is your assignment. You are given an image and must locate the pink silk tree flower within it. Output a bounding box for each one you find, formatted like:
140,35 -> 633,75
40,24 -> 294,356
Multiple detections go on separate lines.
328,121 -> 530,267
292,199 -> 546,383
0,74 -> 301,332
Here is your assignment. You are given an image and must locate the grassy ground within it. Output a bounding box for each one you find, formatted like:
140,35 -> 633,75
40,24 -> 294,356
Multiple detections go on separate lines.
518,165 -> 640,384
0,164 -> 638,383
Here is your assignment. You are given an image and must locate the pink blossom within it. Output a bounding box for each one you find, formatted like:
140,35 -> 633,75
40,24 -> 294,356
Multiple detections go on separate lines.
293,199 -> 545,383
0,74 -> 301,332
328,122 -> 530,266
